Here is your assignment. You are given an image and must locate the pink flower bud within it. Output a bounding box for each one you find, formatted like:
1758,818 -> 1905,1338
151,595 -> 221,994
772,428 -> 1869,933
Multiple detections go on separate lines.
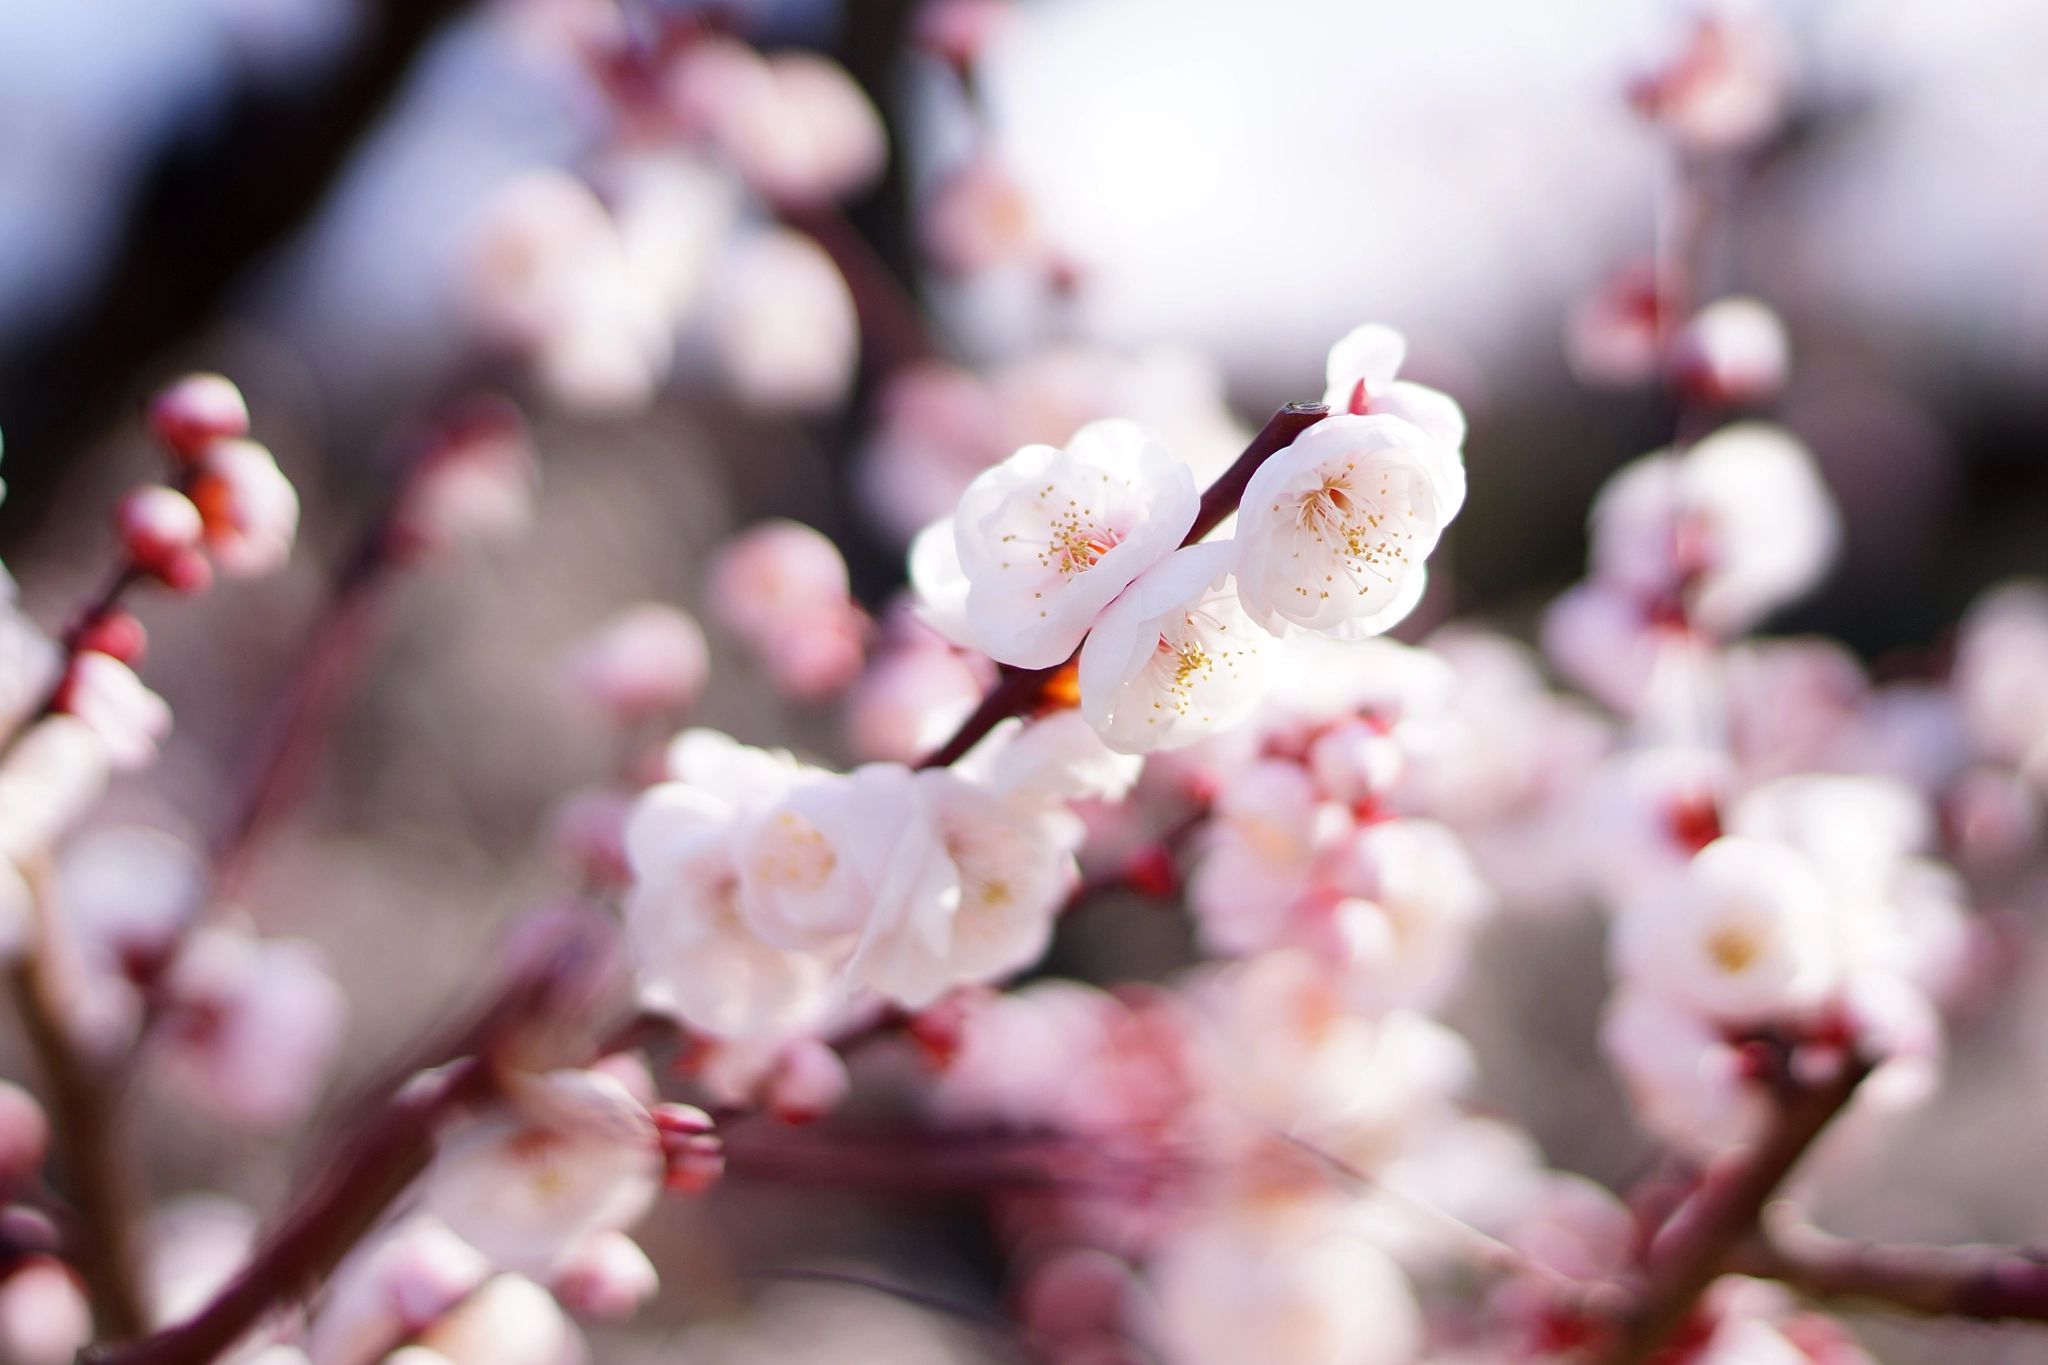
73,608 -> 147,665
844,644 -> 984,762
147,373 -> 248,464
765,1038 -> 849,1124
547,1231 -> 658,1321
1565,260 -> 1670,389
306,1215 -> 492,1365
709,229 -> 859,412
1668,296 -> 1790,407
0,1258 -> 90,1365
115,484 -> 212,593
560,604 -> 709,721
0,1082 -> 48,1190
188,439 -> 299,578
710,520 -> 851,626
651,1103 -> 723,1195
393,402 -> 541,562
912,0 -> 1015,72
1630,12 -> 1791,156
158,929 -> 348,1130
755,606 -> 869,702
54,651 -> 171,771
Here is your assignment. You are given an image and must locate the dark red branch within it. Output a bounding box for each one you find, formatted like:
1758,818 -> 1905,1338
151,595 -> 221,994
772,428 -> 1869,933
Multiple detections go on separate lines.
89,911 -> 621,1365
1735,1221 -> 2048,1323
1598,1041 -> 1875,1364
914,402 -> 1329,771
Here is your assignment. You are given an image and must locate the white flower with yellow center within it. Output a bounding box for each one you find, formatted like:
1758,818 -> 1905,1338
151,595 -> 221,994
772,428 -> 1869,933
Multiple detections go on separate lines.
1233,414 -> 1458,640
734,763 -> 918,954
1610,836 -> 1840,1025
936,418 -> 1198,669
1077,540 -> 1277,753
849,769 -> 1080,1009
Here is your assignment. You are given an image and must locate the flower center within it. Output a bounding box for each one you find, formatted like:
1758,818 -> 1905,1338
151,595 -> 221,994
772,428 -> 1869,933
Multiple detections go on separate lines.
1042,504 -> 1122,578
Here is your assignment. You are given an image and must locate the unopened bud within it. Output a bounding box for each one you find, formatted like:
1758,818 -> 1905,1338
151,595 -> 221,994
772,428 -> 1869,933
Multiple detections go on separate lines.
0,1257 -> 91,1365
765,1038 -> 849,1124
1668,296 -> 1790,407
147,373 -> 248,464
54,651 -> 171,772
115,485 -> 212,593
188,439 -> 298,578
547,1230 -> 658,1321
651,1103 -> 723,1194
560,604 -> 709,721
73,608 -> 147,665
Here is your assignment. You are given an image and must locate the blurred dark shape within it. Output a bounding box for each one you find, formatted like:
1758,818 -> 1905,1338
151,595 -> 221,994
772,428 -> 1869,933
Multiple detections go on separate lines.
0,0 -> 477,552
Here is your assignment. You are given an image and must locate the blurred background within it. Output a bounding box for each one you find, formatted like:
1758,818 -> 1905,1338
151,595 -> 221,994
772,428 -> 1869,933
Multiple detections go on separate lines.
2,0 -> 2048,1360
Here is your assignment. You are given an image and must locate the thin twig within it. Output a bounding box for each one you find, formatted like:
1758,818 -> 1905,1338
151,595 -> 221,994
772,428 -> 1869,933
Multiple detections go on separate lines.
1733,1211 -> 2048,1324
914,402 -> 1330,771
9,908 -> 147,1340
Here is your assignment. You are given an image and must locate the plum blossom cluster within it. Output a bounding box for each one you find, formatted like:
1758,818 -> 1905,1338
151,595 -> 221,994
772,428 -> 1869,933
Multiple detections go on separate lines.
464,6 -> 882,414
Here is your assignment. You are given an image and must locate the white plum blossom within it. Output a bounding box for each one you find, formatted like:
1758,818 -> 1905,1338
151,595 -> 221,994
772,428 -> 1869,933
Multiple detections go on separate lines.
1078,541 -> 1276,754
935,418 -> 1198,669
423,1068 -> 660,1277
1188,759 -> 1345,957
848,767 -> 1081,1008
1317,817 -> 1493,1014
710,228 -> 859,413
305,1216 -> 491,1365
1610,836 -> 1839,1026
1585,423 -> 1840,638
1600,989 -> 1763,1160
1232,414 -> 1457,640
1321,322 -> 1470,467
1146,1202 -> 1422,1365
1669,296 -> 1791,406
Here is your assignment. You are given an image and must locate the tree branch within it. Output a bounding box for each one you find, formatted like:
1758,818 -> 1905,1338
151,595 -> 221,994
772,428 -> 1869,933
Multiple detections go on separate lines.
87,910 -> 621,1365
1735,1215 -> 2048,1324
913,401 -> 1329,770
1598,1040 -> 1875,1365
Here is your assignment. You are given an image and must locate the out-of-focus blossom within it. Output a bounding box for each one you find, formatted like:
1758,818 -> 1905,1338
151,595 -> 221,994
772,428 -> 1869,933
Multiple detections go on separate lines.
1079,541 -> 1274,754
862,345 -> 1245,545
913,0 -> 1017,70
0,716 -> 112,870
0,1081 -> 47,1190
546,1230 -> 659,1322
931,418 -> 1197,669
467,169 -> 670,414
187,438 -> 300,578
156,928 -> 348,1130
114,484 -> 211,593
1669,296 -> 1791,406
306,1216 -> 492,1365
1583,423 -> 1839,638
1576,744 -> 1732,905
671,42 -> 886,208
710,228 -> 859,413
424,1068 -> 660,1277
560,603 -> 709,722
411,1273 -> 586,1365
598,150 -> 737,329
549,787 -> 634,887
922,156 -> 1038,275
1145,1201 -> 1421,1365
1946,764 -> 2040,866
54,651 -> 170,771
762,1036 -> 851,1123
1320,323 -> 1469,461
1316,817 -> 1492,1014
1189,759 -> 1344,956
1954,580 -> 2048,783
844,638 -> 985,762
55,826 -> 206,981
144,1194 -> 256,1329
1609,836 -> 1838,1025
0,1258 -> 92,1365
1630,10 -> 1792,155
672,1281 -> 978,1365
1233,414 -> 1456,641
1565,260 -> 1669,389
147,373 -> 248,464
1601,988 -> 1762,1159
392,402 -> 541,561
709,520 -> 868,702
